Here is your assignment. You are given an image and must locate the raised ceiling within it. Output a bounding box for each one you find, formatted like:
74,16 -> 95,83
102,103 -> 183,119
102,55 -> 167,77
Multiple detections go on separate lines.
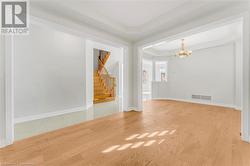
31,0 -> 247,42
143,20 -> 242,56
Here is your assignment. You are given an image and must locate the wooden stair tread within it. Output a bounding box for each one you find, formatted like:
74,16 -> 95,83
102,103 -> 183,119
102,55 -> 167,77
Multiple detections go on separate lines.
93,97 -> 115,104
94,94 -> 111,98
93,52 -> 115,104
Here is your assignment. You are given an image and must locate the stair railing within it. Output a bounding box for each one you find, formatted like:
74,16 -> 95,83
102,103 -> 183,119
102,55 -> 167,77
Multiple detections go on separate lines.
98,51 -> 110,71
97,58 -> 116,97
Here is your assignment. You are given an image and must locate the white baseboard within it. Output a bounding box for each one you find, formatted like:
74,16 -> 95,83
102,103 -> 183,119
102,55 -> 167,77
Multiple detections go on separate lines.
241,131 -> 250,143
0,139 -> 11,148
0,139 -> 6,148
86,104 -> 93,110
152,97 -> 240,110
234,106 -> 242,111
14,106 -> 86,124
126,107 -> 140,112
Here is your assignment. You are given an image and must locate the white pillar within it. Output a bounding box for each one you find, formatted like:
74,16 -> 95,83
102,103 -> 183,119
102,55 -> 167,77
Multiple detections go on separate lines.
241,12 -> 250,142
0,36 -> 6,147
234,40 -> 243,110
133,46 -> 143,111
152,59 -> 156,81
84,40 -> 94,110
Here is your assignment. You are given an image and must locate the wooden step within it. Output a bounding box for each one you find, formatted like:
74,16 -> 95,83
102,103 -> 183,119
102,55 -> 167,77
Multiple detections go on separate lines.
94,92 -> 111,97
94,85 -> 106,89
94,88 -> 106,92
94,85 -> 103,88
94,84 -> 103,87
93,96 -> 115,104
94,89 -> 107,92
94,93 -> 111,97
93,66 -> 115,104
94,82 -> 103,85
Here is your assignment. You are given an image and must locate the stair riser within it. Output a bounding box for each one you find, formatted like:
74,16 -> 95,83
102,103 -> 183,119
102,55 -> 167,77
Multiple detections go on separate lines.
93,53 -> 114,103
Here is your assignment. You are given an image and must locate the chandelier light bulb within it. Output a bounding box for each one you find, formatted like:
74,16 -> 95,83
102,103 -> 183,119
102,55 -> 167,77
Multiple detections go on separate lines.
176,39 -> 192,58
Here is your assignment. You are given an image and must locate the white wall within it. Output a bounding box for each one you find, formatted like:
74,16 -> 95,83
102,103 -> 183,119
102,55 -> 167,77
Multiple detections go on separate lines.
93,49 -> 99,71
32,8 -> 135,109
0,36 -> 6,147
142,60 -> 153,92
152,43 -> 238,108
133,10 -> 249,141
142,60 -> 153,101
123,45 -> 134,110
235,40 -> 243,109
13,24 -> 85,118
0,15 -> 134,147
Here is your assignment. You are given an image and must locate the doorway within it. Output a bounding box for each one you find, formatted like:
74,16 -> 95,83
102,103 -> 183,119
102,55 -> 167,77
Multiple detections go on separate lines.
137,15 -> 249,142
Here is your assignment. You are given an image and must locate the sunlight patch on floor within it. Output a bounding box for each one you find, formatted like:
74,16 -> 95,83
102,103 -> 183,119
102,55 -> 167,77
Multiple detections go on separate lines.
144,140 -> 156,146
148,131 -> 159,138
102,129 -> 176,153
158,130 -> 169,136
137,133 -> 149,139
102,145 -> 120,153
117,143 -> 133,151
158,139 -> 165,144
126,129 -> 174,140
169,129 -> 176,135
131,141 -> 144,149
125,134 -> 140,140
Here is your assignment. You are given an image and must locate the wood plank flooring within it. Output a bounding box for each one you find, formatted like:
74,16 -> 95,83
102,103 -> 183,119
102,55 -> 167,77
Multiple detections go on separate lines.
1,100 -> 250,166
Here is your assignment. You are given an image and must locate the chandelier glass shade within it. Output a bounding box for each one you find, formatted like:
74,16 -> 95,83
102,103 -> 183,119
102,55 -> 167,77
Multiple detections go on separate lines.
176,39 -> 192,58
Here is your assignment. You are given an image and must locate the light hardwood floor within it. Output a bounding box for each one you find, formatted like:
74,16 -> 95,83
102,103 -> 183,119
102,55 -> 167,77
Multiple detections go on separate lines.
1,100 -> 250,166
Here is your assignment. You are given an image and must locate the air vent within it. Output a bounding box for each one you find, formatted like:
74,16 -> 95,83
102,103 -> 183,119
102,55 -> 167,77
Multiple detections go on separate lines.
192,95 -> 201,99
200,95 -> 212,100
192,95 -> 212,101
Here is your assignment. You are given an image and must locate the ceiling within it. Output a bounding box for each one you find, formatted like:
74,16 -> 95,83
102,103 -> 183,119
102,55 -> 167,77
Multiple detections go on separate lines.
143,20 -> 242,56
31,0 -> 248,42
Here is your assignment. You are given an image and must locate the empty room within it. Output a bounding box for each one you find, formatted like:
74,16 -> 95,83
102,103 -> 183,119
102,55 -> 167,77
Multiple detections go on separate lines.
0,1 -> 250,166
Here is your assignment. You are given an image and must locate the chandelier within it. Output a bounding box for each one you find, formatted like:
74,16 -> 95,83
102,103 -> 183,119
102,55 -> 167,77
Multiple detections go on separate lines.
176,39 -> 192,58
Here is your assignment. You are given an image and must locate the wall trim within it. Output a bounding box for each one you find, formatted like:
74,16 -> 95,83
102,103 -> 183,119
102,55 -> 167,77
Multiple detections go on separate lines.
241,11 -> 250,143
126,107 -> 140,112
235,106 -> 243,111
5,35 -> 14,147
0,139 -> 6,148
14,106 -> 86,124
86,104 -> 93,110
242,130 -> 250,143
152,98 -> 240,110
144,40 -> 237,57
0,139 -> 12,148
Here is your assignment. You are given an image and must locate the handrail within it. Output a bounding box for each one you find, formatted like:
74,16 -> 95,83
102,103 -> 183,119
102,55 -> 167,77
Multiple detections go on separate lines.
96,57 -> 116,97
97,57 -> 110,76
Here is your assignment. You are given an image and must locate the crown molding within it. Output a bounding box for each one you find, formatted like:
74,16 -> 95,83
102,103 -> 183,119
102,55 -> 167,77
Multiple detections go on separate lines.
147,38 -> 240,57
30,6 -> 131,44
31,1 -> 249,42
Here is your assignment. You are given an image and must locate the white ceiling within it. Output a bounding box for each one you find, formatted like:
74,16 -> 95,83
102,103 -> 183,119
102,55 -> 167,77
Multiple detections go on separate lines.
143,20 -> 242,56
66,1 -> 186,28
31,0 -> 247,42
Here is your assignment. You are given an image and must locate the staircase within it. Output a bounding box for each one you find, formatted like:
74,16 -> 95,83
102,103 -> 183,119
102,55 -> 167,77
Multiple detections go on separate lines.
94,51 -> 116,104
